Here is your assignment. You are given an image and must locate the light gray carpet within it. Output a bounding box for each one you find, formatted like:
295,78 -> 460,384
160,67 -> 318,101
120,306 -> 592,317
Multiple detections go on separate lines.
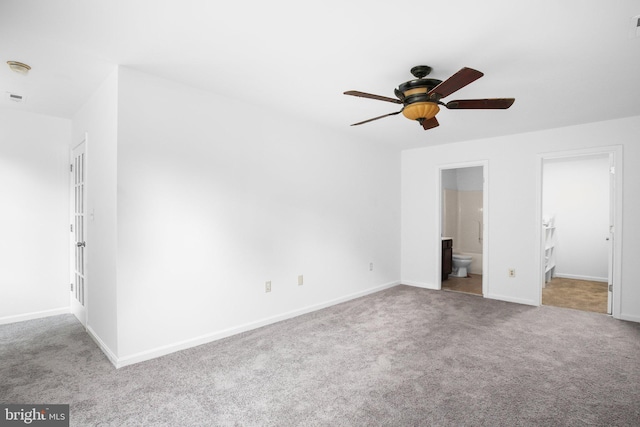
2,285 -> 640,426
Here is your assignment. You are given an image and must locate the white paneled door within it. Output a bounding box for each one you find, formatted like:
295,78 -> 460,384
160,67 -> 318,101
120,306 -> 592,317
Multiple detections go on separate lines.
71,141 -> 87,326
607,157 -> 615,315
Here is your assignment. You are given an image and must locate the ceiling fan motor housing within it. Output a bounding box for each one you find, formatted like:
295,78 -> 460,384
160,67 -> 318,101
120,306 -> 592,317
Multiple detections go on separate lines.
398,78 -> 442,121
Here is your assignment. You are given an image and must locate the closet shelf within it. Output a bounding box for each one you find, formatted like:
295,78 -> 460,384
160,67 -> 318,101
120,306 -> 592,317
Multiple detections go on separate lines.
543,222 -> 557,283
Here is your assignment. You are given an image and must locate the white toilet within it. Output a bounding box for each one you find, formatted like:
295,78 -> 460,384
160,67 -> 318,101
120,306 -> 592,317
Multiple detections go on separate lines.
450,254 -> 472,278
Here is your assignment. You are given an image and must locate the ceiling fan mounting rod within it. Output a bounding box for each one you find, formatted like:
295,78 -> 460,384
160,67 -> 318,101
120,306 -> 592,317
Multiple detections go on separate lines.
410,65 -> 432,79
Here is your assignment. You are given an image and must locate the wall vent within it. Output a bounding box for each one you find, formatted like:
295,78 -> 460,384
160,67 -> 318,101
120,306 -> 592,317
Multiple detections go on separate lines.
631,15 -> 640,38
6,92 -> 25,103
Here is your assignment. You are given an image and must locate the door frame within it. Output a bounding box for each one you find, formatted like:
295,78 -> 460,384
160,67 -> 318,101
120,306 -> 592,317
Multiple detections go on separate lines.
437,160 -> 489,296
536,145 -> 623,318
70,134 -> 88,326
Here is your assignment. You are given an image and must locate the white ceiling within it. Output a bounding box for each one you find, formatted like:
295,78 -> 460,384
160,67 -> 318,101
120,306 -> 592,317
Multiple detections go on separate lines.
1,0 -> 639,149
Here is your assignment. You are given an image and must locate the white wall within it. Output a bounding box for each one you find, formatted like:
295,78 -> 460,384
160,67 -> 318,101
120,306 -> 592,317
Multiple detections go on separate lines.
455,166 -> 483,191
72,68 -> 119,356
441,169 -> 457,191
442,167 -> 483,191
402,115 -> 640,322
0,109 -> 71,323
114,67 -> 401,363
543,155 -> 609,281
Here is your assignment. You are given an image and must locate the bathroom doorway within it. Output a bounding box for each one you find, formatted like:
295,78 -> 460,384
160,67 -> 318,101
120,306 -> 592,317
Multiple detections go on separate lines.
439,163 -> 487,296
539,149 -> 618,315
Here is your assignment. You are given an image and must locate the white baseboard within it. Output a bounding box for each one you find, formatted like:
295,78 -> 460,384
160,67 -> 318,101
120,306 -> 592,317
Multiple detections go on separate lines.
402,284 -> 538,307
86,325 -> 119,367
484,293 -> 538,307
619,313 -> 640,324
0,307 -> 69,325
114,281 -> 400,368
554,273 -> 608,282
401,280 -> 438,289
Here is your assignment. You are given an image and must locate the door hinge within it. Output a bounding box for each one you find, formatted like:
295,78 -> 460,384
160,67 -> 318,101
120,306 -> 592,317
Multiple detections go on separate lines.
70,164 -> 73,172
70,224 -> 73,232
608,284 -> 613,292
70,283 -> 73,291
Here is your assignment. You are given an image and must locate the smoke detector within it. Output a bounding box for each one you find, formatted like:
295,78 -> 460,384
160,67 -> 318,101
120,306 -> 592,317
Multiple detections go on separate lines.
6,61 -> 31,76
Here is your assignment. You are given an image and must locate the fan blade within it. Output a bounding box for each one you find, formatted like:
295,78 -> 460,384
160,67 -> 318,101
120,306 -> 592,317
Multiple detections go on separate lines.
344,90 -> 403,104
427,67 -> 484,98
350,110 -> 402,126
446,98 -> 515,109
420,116 -> 439,130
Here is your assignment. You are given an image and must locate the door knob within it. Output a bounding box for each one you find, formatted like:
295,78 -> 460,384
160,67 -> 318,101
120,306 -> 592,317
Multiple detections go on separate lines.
76,241 -> 86,247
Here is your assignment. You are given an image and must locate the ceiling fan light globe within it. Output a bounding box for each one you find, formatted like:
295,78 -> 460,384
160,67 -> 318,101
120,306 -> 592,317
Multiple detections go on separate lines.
402,102 -> 440,121
403,87 -> 428,97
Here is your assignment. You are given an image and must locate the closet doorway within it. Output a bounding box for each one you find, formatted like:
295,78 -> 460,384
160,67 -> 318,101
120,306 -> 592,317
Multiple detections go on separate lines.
439,163 -> 488,296
539,150 -> 618,315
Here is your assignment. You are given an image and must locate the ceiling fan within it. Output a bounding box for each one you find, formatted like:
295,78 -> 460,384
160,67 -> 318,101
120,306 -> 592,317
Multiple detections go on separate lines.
344,65 -> 515,130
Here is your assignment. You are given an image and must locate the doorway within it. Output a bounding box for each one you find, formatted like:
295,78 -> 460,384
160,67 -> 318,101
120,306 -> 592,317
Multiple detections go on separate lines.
70,139 -> 87,326
539,150 -> 618,315
439,163 -> 487,296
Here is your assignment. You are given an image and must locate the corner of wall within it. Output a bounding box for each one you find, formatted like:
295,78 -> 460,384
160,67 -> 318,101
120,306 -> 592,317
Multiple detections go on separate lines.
72,64 -> 120,358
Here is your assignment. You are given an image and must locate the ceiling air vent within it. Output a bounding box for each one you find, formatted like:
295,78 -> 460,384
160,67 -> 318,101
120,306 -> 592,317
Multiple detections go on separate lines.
6,92 -> 25,103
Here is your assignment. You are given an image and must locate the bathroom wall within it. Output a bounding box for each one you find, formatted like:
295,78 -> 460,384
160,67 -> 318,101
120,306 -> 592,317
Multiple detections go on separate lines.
442,167 -> 483,274
442,169 -> 458,241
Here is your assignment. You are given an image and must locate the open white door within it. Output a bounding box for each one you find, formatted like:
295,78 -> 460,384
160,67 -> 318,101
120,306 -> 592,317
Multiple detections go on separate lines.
70,141 -> 87,325
607,158 -> 614,314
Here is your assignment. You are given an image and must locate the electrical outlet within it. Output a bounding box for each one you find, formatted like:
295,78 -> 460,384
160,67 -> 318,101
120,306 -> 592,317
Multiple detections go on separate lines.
265,281 -> 271,293
508,268 -> 516,278
369,262 -> 374,271
298,275 -> 303,286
